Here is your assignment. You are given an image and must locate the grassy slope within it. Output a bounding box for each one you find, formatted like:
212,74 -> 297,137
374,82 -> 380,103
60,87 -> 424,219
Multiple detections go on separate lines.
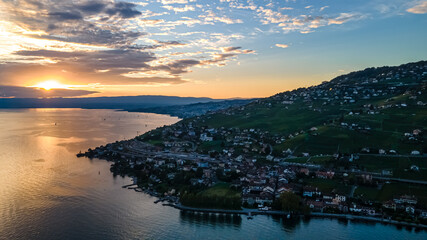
355,183 -> 427,206
195,93 -> 426,155
199,183 -> 241,199
355,156 -> 427,181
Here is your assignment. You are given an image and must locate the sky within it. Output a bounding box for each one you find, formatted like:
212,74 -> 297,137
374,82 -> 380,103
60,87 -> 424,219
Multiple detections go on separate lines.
0,0 -> 426,99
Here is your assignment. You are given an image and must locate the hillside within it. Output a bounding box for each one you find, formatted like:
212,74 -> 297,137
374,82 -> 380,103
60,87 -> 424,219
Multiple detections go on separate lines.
141,61 -> 427,156
86,61 -> 427,217
129,99 -> 253,118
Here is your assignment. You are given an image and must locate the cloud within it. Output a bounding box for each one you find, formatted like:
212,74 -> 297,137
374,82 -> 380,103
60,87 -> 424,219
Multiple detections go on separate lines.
407,1 -> 427,14
199,10 -> 243,24
14,49 -> 155,71
0,0 -> 256,91
328,13 -> 364,25
0,85 -> 98,98
277,13 -> 365,34
254,4 -> 365,34
1,0 -> 143,45
222,47 -> 242,52
48,11 -> 83,21
275,44 -> 289,48
77,2 -> 107,13
221,47 -> 255,54
162,5 -> 195,13
161,0 -> 190,4
105,2 -> 142,18
1,0 -> 375,96
320,6 -> 329,12
4,43 -> 252,86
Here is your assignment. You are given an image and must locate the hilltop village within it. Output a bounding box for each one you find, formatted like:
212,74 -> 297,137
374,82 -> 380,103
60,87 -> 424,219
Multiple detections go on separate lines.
80,61 -> 427,224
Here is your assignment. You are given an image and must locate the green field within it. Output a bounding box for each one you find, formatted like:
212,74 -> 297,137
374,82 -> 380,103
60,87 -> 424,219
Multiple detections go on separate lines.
197,101 -> 342,134
345,107 -> 426,133
180,183 -> 241,209
355,156 -> 427,181
354,183 -> 427,206
198,140 -> 223,153
199,183 -> 241,198
277,125 -> 426,155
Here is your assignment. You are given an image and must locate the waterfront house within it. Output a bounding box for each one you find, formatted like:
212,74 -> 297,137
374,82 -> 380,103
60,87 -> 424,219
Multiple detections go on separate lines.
307,200 -> 325,212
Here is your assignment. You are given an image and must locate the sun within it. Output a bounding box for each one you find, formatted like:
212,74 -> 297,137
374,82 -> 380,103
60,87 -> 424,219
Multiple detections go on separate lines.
33,80 -> 67,91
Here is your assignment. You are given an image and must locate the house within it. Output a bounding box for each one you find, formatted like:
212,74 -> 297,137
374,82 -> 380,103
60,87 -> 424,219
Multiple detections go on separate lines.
256,192 -> 274,205
303,186 -> 322,197
276,186 -> 291,195
242,193 -> 258,206
300,168 -> 310,176
393,195 -> 417,205
349,204 -> 362,213
155,159 -> 165,166
410,165 -> 419,171
406,206 -> 415,215
316,171 -> 335,179
166,163 -> 175,169
411,150 -> 420,155
203,169 -> 213,178
334,194 -> 346,203
197,162 -> 209,168
360,174 -> 372,183
381,169 -> 393,176
200,133 -> 213,142
167,173 -> 176,180
361,207 -> 376,216
382,200 -> 396,210
263,186 -> 274,194
323,194 -> 334,201
307,200 -> 325,212
350,204 -> 375,215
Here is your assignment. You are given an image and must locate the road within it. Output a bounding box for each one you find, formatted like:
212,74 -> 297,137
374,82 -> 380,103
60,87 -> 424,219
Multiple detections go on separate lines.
372,176 -> 427,185
359,153 -> 427,158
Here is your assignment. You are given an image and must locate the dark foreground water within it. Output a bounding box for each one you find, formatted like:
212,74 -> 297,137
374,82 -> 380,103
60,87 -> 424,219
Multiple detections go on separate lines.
0,109 -> 425,240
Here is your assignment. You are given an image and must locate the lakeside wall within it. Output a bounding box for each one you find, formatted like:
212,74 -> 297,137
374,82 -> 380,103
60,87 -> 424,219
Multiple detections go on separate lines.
164,203 -> 427,230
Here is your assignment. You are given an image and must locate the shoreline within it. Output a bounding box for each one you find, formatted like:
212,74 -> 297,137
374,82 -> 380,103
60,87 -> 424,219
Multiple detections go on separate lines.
161,202 -> 427,230
116,169 -> 427,231
119,176 -> 427,231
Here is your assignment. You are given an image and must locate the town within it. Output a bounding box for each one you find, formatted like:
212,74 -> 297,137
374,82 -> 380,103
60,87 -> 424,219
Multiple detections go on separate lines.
79,61 -> 427,226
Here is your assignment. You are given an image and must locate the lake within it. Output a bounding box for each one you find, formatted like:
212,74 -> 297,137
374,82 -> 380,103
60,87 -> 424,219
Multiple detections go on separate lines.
0,108 -> 425,239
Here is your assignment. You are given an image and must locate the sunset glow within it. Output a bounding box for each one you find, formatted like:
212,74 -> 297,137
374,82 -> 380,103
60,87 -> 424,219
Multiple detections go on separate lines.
0,0 -> 425,99
33,81 -> 67,91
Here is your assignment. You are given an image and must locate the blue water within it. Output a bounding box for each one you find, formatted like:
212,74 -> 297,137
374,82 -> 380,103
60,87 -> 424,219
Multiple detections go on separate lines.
0,109 -> 425,239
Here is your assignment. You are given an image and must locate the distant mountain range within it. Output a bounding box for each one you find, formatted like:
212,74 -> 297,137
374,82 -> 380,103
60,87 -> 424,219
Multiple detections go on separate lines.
0,95 -> 230,110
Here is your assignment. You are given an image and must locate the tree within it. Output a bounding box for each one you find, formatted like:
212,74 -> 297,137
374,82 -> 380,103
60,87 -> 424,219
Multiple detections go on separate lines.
280,192 -> 301,213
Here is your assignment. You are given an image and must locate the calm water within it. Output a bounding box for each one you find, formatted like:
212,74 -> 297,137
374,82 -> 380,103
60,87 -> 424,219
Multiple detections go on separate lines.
0,108 -> 425,240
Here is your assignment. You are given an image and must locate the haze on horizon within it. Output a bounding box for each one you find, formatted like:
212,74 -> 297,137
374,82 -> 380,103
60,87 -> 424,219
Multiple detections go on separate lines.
0,0 -> 426,99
